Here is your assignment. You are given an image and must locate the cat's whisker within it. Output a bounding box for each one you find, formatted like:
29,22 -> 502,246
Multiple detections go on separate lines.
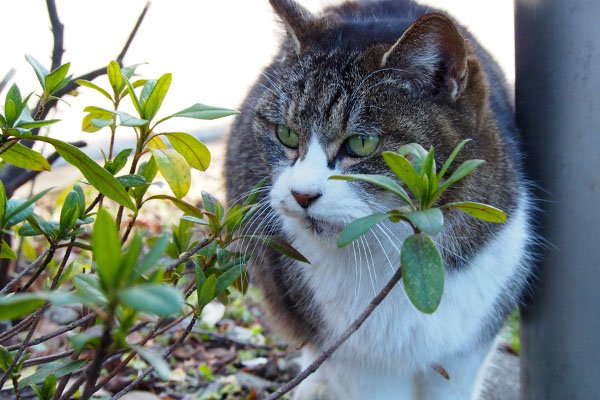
368,228 -> 397,274
358,235 -> 377,297
261,71 -> 288,101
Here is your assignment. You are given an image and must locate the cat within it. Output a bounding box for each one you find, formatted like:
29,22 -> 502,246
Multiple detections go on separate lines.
224,0 -> 533,399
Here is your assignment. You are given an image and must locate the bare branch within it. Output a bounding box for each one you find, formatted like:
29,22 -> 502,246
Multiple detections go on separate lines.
117,1 -> 151,64
265,266 -> 403,400
22,350 -> 73,368
46,0 -> 65,71
0,68 -> 16,93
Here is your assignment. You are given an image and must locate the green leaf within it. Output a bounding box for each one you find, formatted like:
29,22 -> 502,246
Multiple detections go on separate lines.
110,148 -> 133,175
143,73 -> 171,122
245,235 -> 310,263
38,373 -> 57,400
382,151 -> 422,200
133,157 -> 158,202
438,139 -> 471,181
82,111 -> 112,133
0,240 -> 16,260
0,143 -> 51,172
121,231 -> 143,286
49,76 -> 72,95
198,274 -> 216,309
0,293 -> 46,320
168,103 -> 240,120
144,195 -> 203,218
14,119 -> 60,129
93,209 -> 121,291
75,79 -> 112,101
397,143 -> 429,174
0,345 -> 12,371
4,100 -> 17,128
329,174 -> 413,207
18,360 -> 87,388
116,174 -> 147,187
149,147 -> 191,199
0,181 -> 6,226
138,234 -> 169,275
437,159 -> 485,193
59,190 -> 81,232
404,208 -> 444,235
401,233 -> 445,314
121,62 -> 146,80
337,213 -> 390,248
442,202 -> 507,223
69,333 -> 100,354
73,274 -> 108,306
25,55 -> 49,90
243,177 -> 268,207
215,264 -> 246,296
116,111 -> 147,127
201,191 -> 222,219
108,60 -> 123,94
139,79 -> 156,105
45,63 -> 70,94
5,187 -> 53,227
133,345 -> 170,381
420,147 -> 436,179
162,132 -> 211,171
122,75 -> 143,117
31,136 -> 136,210
117,283 -> 183,316
5,84 -> 22,126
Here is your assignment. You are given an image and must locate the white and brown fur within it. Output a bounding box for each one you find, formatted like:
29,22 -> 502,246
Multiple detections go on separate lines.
225,0 -> 533,398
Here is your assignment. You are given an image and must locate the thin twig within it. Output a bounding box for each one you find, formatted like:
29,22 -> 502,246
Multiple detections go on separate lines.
0,312 -> 35,343
165,238 -> 212,274
5,313 -> 96,351
116,1 -> 151,64
58,374 -> 86,400
0,248 -> 51,295
46,0 -> 65,71
193,329 -> 280,350
22,350 -> 73,368
264,266 -> 403,400
0,139 -> 19,155
0,68 -> 16,93
111,314 -> 198,400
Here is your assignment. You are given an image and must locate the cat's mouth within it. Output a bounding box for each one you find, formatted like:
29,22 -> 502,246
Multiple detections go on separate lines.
303,216 -> 345,236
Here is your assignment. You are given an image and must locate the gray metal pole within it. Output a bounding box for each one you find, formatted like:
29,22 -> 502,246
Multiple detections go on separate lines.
514,1 -> 600,399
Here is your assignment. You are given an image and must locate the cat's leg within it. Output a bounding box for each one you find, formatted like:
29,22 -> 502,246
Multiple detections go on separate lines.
413,342 -> 493,400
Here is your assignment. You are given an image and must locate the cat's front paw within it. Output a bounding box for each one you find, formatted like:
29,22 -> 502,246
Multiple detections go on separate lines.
292,378 -> 335,400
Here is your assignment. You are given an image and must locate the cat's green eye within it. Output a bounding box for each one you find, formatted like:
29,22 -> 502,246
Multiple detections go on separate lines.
276,124 -> 299,149
345,134 -> 380,157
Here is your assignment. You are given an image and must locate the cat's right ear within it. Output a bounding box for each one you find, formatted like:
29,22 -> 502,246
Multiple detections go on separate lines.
381,13 -> 468,101
270,0 -> 314,53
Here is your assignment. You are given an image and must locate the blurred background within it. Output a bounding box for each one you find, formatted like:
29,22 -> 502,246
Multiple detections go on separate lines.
0,0 -> 515,160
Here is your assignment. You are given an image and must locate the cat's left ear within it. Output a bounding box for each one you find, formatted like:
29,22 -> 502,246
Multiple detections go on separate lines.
270,0 -> 314,53
381,13 -> 468,101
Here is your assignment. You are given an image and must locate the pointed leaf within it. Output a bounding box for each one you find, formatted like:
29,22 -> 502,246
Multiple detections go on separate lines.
169,103 -> 240,120
198,274 -> 216,309
73,274 -> 108,306
82,111 -> 112,133
149,147 -> 190,199
438,159 -> 485,193
442,202 -> 507,223
143,73 -> 171,122
31,136 -> 136,210
162,132 -> 211,171
139,79 -> 156,105
59,190 -> 81,232
144,195 -> 203,218
0,292 -> 47,320
15,119 -> 60,129
329,174 -> 412,207
0,143 -> 51,171
0,181 -> 5,226
245,235 -> 310,263
25,55 -> 49,90
75,79 -> 112,101
116,174 -> 147,187
117,283 -> 183,316
45,63 -> 70,94
438,139 -> 471,180
420,147 -> 436,179
337,213 -> 390,247
18,359 -> 87,388
122,75 -> 143,117
138,234 -> 169,274
108,60 -> 123,94
0,241 -> 16,260
4,100 -> 17,127
5,187 -> 53,226
132,345 -> 170,381
401,233 -> 444,314
133,157 -> 158,202
93,209 -> 121,291
382,151 -> 421,199
215,264 -> 246,296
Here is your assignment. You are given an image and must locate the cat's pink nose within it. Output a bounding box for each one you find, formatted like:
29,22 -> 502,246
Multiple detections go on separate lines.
291,190 -> 321,209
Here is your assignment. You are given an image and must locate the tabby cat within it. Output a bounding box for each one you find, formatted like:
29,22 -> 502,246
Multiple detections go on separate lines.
225,0 -> 532,398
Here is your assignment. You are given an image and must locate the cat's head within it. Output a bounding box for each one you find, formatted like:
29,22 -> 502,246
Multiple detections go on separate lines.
252,0 -> 504,247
